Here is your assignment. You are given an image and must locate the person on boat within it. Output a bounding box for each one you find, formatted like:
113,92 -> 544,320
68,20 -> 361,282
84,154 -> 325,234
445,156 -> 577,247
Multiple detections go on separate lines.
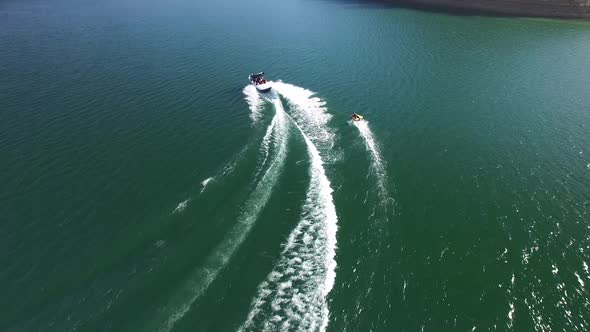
352,112 -> 360,121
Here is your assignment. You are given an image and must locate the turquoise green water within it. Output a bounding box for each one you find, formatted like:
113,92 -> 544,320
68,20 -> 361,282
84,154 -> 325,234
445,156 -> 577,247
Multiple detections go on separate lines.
2,0 -> 590,330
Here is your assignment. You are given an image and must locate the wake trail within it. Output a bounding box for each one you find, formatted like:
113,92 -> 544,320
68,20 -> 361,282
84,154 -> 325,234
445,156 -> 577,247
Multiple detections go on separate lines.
252,103 -> 278,181
243,85 -> 264,123
157,95 -> 289,331
172,84 -> 272,214
172,199 -> 189,214
200,177 -> 214,194
171,144 -> 249,215
240,83 -> 338,332
271,82 -> 337,161
205,143 -> 251,190
199,83 -> 273,193
352,120 -> 391,206
348,121 -> 395,328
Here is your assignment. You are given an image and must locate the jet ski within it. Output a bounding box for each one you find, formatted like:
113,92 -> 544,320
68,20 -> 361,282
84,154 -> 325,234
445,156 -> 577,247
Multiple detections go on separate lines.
351,113 -> 364,122
249,72 -> 272,93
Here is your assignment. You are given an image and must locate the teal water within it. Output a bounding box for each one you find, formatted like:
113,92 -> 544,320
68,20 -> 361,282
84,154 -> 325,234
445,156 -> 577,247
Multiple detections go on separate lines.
2,0 -> 590,330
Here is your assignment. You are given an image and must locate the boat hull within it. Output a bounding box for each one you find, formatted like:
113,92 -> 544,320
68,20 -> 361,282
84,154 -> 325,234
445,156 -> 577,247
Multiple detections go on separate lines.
248,72 -> 271,93
254,82 -> 272,93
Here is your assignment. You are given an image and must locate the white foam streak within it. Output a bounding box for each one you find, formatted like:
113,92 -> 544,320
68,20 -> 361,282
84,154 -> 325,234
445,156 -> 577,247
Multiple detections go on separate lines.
353,120 -> 389,202
575,272 -> 585,289
253,110 -> 277,180
200,177 -> 214,194
243,85 -> 264,123
198,144 -> 249,196
240,86 -> 338,332
271,81 -> 336,160
172,199 -> 189,214
172,144 -> 249,215
156,97 -> 289,332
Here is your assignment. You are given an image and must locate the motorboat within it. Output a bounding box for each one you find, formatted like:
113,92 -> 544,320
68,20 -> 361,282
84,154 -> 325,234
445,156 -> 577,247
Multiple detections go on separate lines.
352,113 -> 364,122
249,72 -> 272,92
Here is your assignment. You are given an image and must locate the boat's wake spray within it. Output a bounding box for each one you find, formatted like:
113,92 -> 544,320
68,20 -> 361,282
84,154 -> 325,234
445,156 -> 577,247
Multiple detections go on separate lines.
243,84 -> 264,123
352,120 -> 391,207
170,144 -> 249,215
162,82 -> 348,332
346,119 -> 394,329
154,89 -> 290,332
240,82 -> 338,332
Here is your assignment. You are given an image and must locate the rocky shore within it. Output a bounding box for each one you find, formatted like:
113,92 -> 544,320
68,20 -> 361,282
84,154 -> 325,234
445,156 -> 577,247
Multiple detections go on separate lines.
399,0 -> 590,19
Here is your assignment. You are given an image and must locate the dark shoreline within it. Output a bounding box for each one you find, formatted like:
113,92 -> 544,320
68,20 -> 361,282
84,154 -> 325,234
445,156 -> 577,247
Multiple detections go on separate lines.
336,0 -> 590,20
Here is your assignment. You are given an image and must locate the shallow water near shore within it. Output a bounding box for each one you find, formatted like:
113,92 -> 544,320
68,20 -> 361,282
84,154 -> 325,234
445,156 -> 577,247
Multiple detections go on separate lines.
2,0 -> 590,331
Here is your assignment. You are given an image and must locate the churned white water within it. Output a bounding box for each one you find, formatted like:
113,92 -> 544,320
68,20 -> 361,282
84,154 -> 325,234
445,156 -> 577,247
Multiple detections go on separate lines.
353,120 -> 389,202
243,84 -> 264,123
157,93 -> 289,332
240,83 -> 338,331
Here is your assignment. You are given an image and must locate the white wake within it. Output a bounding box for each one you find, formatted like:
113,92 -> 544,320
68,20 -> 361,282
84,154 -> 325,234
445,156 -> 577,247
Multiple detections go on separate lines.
240,83 -> 338,331
200,177 -> 214,194
349,119 -> 392,316
253,99 -> 278,181
243,85 -> 264,123
353,120 -> 390,202
171,144 -> 250,214
172,199 -> 189,214
272,82 -> 337,161
199,143 -> 249,196
157,94 -> 289,332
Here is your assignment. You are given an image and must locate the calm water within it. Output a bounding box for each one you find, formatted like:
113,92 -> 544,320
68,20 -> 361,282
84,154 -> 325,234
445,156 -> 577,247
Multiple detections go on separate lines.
2,0 -> 590,330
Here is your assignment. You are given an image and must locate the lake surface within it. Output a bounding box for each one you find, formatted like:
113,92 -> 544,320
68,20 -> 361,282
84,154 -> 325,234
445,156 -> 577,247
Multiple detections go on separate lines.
2,0 -> 590,330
